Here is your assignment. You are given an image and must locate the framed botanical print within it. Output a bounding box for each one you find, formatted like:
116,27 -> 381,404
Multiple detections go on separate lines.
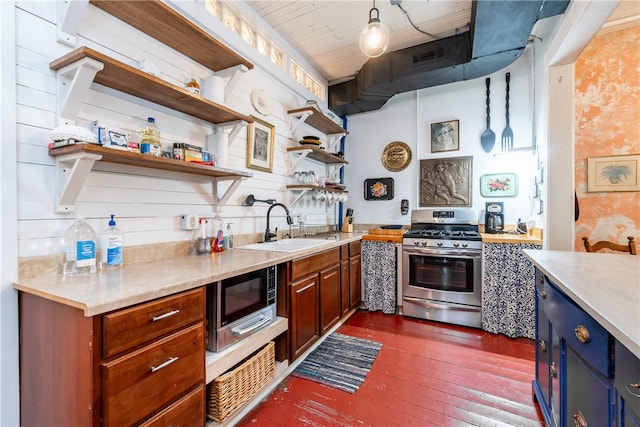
587,154 -> 640,192
246,116 -> 275,172
431,120 -> 459,153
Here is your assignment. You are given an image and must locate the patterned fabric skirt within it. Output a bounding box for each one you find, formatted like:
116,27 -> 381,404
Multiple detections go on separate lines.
361,240 -> 397,314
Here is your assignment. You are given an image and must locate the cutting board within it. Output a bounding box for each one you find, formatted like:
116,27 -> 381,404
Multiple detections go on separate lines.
363,228 -> 405,243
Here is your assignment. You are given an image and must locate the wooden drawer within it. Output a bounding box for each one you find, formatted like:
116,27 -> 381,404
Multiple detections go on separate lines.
348,240 -> 361,257
102,323 -> 205,427
103,287 -> 204,358
139,385 -> 205,427
543,277 -> 611,377
291,247 -> 340,280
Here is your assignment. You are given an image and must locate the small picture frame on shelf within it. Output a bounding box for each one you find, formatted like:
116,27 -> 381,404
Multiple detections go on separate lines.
246,116 -> 275,173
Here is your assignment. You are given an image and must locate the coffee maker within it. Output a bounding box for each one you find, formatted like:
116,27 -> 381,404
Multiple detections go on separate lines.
485,202 -> 504,234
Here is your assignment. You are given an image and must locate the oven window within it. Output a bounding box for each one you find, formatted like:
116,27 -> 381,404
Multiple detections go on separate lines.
408,255 -> 474,293
221,273 -> 266,325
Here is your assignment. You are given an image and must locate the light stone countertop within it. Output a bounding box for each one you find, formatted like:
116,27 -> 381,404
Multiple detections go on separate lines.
523,250 -> 640,358
13,233 -> 364,317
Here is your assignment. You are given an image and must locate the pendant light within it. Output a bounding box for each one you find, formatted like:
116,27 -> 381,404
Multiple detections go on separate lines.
359,0 -> 390,58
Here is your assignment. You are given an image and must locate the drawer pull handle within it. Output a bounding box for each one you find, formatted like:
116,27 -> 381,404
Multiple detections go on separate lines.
574,325 -> 590,343
627,382 -> 640,398
151,309 -> 180,322
574,410 -> 587,427
538,340 -> 546,353
549,362 -> 558,378
150,356 -> 179,372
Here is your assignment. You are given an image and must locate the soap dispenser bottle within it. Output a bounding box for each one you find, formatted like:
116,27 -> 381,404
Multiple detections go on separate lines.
100,214 -> 124,269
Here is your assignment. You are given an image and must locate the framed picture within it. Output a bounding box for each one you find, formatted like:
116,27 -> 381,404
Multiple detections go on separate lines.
431,120 -> 459,153
587,154 -> 640,192
364,178 -> 394,200
246,116 -> 275,172
419,156 -> 472,207
480,173 -> 519,197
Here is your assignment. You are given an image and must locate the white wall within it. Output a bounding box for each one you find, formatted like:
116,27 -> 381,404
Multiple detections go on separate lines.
0,1 -> 19,425
344,49 -> 540,227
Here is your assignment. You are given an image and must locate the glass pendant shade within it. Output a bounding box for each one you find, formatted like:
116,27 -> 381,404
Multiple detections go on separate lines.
359,6 -> 390,58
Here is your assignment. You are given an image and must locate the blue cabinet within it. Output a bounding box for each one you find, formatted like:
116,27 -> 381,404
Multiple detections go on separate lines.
533,269 -> 618,427
615,340 -> 640,427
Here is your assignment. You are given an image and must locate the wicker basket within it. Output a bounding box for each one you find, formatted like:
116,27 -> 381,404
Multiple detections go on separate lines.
206,341 -> 275,422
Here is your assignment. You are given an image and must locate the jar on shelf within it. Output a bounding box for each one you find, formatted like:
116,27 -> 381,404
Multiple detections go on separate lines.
186,78 -> 200,95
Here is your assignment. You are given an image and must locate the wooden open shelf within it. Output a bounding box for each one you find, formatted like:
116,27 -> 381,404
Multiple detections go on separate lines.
49,144 -> 252,179
287,146 -> 348,165
288,107 -> 347,135
286,184 -> 348,194
90,0 -> 253,72
50,47 -> 253,125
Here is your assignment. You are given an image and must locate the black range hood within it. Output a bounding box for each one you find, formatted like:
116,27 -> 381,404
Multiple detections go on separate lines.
328,0 -> 570,116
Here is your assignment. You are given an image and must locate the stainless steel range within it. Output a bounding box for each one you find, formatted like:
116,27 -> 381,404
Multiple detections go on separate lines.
402,208 -> 482,328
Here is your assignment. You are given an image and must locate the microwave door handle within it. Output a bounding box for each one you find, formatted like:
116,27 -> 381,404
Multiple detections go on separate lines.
231,315 -> 271,337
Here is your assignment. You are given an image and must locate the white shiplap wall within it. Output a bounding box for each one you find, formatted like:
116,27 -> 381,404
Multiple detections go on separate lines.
15,0 -> 337,259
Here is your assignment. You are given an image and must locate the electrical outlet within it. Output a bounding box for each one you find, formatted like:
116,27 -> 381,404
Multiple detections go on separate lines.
180,214 -> 199,230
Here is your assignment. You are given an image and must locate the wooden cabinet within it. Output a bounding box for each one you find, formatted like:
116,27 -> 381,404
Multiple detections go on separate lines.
532,269 -> 637,427
320,264 -> 341,335
348,241 -> 362,309
340,246 -> 350,316
19,288 -> 205,426
290,273 -> 320,361
287,245 -> 358,361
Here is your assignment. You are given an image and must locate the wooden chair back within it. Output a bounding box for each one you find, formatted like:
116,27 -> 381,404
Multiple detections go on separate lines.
582,236 -> 637,255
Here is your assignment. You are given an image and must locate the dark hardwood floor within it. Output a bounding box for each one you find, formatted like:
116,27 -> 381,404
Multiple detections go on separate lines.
236,310 -> 544,427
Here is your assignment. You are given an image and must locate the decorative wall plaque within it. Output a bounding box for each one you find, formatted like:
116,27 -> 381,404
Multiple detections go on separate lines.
419,156 -> 472,207
381,141 -> 412,172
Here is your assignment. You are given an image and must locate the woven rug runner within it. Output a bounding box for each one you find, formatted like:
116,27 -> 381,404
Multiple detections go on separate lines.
291,332 -> 382,393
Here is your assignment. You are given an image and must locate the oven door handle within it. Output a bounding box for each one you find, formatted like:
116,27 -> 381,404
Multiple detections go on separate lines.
403,296 -> 480,312
231,315 -> 271,337
403,248 -> 481,258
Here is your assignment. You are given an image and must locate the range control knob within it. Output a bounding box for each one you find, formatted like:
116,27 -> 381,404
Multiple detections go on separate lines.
462,242 -> 468,248
413,240 -> 420,246
437,241 -> 443,247
421,241 -> 428,247
453,242 -> 460,247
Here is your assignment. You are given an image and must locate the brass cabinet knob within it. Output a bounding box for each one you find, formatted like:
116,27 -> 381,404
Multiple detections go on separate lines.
538,340 -> 546,353
574,325 -> 590,343
549,362 -> 558,378
541,290 -> 547,299
574,410 -> 587,427
627,381 -> 640,398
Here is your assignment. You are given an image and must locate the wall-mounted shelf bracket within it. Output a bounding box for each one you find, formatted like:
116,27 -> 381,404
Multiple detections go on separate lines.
55,151 -> 103,213
213,177 -> 245,210
56,57 -> 104,125
216,64 -> 249,99
289,110 -> 313,137
57,0 -> 89,47
288,187 -> 310,207
217,120 -> 247,147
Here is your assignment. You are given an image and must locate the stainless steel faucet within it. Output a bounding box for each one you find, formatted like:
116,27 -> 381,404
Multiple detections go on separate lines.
265,203 -> 293,242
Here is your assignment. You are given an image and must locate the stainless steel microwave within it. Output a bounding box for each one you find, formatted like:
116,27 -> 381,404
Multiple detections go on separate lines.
206,265 -> 276,352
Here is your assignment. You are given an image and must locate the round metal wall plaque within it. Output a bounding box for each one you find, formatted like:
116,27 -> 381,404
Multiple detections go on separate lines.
381,141 -> 412,172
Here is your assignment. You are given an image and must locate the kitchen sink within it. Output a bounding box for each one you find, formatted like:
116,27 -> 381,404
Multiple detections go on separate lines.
238,238 -> 334,253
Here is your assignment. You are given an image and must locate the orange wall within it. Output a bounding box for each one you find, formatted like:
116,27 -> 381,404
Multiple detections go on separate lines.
574,26 -> 640,251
